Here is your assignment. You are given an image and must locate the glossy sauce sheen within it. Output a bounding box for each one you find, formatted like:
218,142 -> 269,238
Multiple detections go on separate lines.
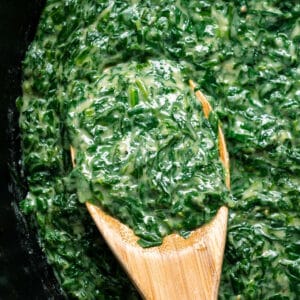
18,0 -> 299,299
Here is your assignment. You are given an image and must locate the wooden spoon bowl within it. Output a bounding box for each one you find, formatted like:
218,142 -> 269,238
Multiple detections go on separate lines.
71,80 -> 230,300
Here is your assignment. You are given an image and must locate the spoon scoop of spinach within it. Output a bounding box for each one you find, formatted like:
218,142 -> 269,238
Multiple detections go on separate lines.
68,59 -> 230,247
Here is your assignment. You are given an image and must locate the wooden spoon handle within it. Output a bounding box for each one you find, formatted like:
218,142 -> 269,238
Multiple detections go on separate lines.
87,202 -> 228,300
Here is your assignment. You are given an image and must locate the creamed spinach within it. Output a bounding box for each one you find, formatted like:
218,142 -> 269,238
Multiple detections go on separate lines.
18,0 -> 300,299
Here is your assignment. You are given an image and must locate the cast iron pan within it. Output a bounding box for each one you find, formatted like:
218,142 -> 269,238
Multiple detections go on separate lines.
0,1 -> 64,298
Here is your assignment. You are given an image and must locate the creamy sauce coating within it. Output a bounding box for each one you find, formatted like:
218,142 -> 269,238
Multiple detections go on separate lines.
18,0 -> 299,299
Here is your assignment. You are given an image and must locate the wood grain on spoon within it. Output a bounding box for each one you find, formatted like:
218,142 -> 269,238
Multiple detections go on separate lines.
189,79 -> 230,189
70,82 -> 229,300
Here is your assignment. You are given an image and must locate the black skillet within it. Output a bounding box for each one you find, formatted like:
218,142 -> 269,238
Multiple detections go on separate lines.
0,1 -> 64,298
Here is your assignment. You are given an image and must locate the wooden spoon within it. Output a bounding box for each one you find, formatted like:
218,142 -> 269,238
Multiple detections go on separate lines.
70,81 -> 229,300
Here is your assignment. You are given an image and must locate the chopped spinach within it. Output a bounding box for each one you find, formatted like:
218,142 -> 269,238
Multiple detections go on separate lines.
18,0 -> 300,299
68,59 -> 229,247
